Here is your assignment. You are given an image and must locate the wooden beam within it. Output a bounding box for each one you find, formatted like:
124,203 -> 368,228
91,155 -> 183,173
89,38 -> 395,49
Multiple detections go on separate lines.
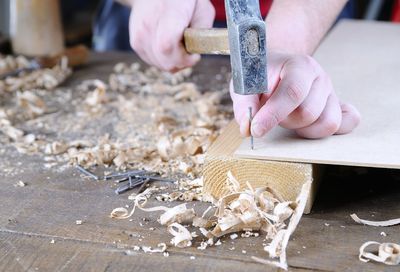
203,121 -> 319,214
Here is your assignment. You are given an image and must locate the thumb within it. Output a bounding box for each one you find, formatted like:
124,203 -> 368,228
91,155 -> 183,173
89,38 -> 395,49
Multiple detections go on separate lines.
230,80 -> 261,136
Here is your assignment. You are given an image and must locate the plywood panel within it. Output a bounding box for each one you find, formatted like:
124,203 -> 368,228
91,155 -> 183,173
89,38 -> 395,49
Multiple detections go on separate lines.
235,20 -> 400,169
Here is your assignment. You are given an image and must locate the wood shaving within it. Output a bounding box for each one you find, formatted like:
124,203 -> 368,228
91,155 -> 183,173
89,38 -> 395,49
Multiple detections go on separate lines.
142,243 -> 167,253
168,222 -> 193,248
83,80 -> 108,107
359,241 -> 400,265
351,213 -> 400,227
251,180 -> 312,270
16,90 -> 46,118
0,55 -> 71,93
230,233 -> 238,240
14,181 -> 26,187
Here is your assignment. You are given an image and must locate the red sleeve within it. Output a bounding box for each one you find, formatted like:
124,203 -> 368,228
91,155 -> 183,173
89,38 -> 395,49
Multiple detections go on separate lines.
211,0 -> 272,21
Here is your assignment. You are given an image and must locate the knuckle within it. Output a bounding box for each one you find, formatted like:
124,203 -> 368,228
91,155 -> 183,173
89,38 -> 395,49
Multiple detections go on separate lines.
296,55 -> 321,74
299,55 -> 317,67
322,118 -> 340,135
157,38 -> 174,55
156,31 -> 179,55
296,106 -> 317,124
285,82 -> 305,104
268,111 -> 281,127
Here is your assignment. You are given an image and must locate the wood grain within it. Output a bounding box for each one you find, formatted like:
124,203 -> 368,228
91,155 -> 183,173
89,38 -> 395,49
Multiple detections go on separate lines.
184,28 -> 230,55
203,121 -> 319,214
235,20 -> 400,170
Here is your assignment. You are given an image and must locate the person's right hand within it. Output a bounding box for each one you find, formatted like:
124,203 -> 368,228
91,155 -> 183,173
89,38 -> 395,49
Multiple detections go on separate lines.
129,0 -> 215,72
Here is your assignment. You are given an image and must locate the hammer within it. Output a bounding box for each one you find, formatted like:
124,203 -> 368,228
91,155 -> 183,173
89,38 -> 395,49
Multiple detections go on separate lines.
184,0 -> 268,96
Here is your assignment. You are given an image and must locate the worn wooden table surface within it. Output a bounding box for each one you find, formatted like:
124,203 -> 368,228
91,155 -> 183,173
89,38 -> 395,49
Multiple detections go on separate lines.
1,53 -> 399,272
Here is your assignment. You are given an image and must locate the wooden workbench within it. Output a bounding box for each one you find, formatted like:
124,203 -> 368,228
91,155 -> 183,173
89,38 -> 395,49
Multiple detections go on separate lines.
0,52 -> 399,272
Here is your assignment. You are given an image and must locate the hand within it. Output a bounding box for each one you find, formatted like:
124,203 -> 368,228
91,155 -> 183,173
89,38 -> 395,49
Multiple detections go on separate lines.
231,52 -> 361,139
129,0 -> 215,72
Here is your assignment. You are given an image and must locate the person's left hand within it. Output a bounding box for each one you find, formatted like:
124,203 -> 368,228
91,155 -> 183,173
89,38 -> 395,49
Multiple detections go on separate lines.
231,52 -> 361,139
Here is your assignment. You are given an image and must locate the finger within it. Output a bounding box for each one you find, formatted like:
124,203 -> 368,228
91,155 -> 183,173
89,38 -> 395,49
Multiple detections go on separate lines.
251,56 -> 318,137
295,94 -> 342,139
129,12 -> 158,67
336,103 -> 361,135
230,81 -> 260,136
191,0 -> 216,28
280,75 -> 331,129
153,10 -> 200,71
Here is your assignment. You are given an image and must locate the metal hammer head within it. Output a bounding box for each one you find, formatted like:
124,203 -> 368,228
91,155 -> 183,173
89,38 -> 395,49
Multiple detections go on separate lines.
225,0 -> 268,95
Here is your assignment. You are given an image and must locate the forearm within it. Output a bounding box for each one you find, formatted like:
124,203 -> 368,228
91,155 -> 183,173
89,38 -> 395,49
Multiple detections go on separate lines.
266,0 -> 348,54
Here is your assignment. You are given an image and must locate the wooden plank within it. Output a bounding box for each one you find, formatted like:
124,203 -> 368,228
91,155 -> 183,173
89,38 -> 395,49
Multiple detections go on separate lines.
235,20 -> 400,169
0,232 -> 276,272
203,121 -> 319,213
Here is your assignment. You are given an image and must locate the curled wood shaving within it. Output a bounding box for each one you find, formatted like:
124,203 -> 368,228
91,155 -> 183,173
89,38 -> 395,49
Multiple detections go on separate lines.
16,90 -> 46,118
142,243 -> 167,253
252,180 -> 312,270
159,203 -> 195,226
226,170 -> 241,193
84,79 -> 108,106
110,187 -> 159,219
0,120 -> 24,141
110,207 -> 130,219
359,241 -> 400,265
111,188 -> 195,227
351,214 -> 400,227
168,222 -> 193,248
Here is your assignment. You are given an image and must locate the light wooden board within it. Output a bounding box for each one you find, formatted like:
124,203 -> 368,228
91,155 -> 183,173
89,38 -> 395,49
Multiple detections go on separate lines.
235,20 -> 400,169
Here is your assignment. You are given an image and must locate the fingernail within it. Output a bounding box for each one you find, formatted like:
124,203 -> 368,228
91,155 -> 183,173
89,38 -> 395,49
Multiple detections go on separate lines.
251,122 -> 266,138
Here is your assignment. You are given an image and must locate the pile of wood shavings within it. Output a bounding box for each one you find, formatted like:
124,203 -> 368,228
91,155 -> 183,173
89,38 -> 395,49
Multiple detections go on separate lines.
0,55 -> 71,93
111,172 -> 311,270
66,64 -> 230,176
1,59 -> 231,181
351,213 -> 400,265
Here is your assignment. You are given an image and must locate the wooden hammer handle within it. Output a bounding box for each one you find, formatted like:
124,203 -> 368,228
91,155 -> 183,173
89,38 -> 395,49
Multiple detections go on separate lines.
183,28 -> 230,55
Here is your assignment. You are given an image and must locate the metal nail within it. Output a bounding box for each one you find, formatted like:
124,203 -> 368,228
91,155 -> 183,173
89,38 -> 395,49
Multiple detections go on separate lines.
104,170 -> 146,180
248,107 -> 254,150
137,178 -> 151,194
76,165 -> 99,181
115,178 -> 147,195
